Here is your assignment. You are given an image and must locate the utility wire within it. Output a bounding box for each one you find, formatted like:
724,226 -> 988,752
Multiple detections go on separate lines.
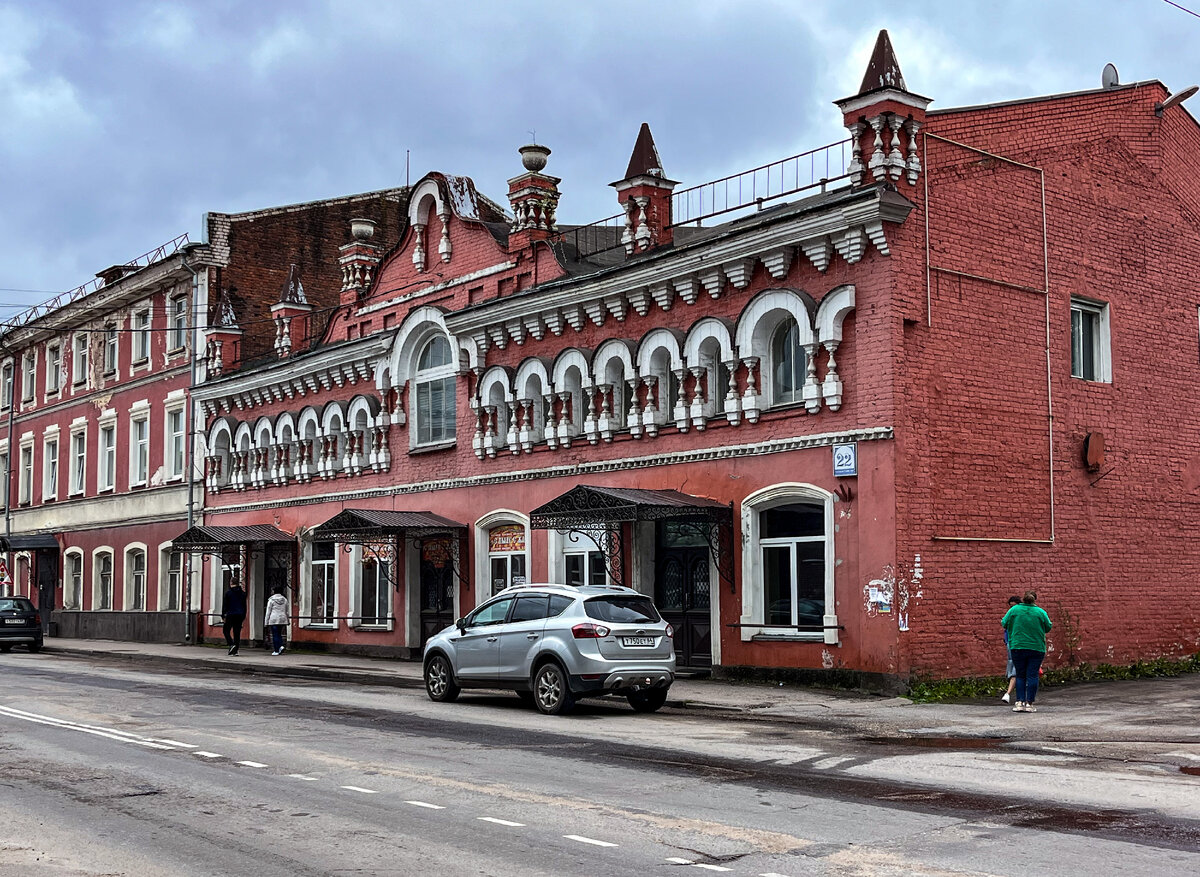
1163,0 -> 1200,18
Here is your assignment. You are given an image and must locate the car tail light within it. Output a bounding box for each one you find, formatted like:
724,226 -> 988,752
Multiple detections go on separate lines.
572,623 -> 610,639
665,623 -> 674,639
34,613 -> 41,626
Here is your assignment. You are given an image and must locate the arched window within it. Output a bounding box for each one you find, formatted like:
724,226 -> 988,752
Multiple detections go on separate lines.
772,320 -> 805,405
94,550 -> 114,610
126,547 -> 147,611
64,550 -> 84,609
415,336 -> 456,445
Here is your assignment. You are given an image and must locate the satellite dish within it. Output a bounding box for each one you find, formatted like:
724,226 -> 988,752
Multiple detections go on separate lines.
1102,63 -> 1119,89
1156,84 -> 1200,116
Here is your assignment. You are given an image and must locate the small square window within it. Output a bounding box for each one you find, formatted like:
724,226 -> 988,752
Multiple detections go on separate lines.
1070,298 -> 1111,383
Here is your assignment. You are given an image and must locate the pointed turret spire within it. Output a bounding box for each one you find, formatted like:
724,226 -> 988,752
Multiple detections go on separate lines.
278,263 -> 308,305
858,29 -> 906,94
835,29 -> 931,188
611,123 -> 678,255
272,265 -> 314,358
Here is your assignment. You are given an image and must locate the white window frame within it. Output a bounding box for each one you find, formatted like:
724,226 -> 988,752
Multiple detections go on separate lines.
125,544 -> 147,611
159,542 -> 181,612
93,547 -> 114,611
0,447 -> 7,510
99,420 -> 117,491
69,424 -> 87,496
46,344 -> 61,396
72,333 -> 89,388
304,541 -> 338,628
771,319 -> 806,405
165,404 -> 185,480
42,432 -> 59,501
348,545 -> 393,630
1070,297 -> 1112,383
20,351 -> 36,402
18,440 -> 33,505
103,323 -> 119,375
64,549 -> 84,610
1,361 -> 12,409
169,296 -> 188,351
134,308 -> 151,363
473,511 -> 530,605
413,335 -> 457,447
739,483 -> 837,645
129,402 -> 150,487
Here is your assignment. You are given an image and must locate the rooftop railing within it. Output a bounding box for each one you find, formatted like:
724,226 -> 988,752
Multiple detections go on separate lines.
1,232 -> 191,334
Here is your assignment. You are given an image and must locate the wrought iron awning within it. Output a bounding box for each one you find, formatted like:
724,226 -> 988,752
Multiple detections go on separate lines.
310,509 -> 466,543
171,524 -> 293,553
530,485 -> 731,529
0,533 -> 60,551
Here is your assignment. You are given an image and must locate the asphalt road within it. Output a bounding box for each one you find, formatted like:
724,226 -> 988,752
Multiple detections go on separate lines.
1,652 -> 1197,877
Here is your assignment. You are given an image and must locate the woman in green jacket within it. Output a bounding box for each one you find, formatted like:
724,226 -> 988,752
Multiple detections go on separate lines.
1001,590 -> 1053,713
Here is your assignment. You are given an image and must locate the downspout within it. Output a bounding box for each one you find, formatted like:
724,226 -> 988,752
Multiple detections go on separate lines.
2,339 -> 14,585
181,252 -> 201,641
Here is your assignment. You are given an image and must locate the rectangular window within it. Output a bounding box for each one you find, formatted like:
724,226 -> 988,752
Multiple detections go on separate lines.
66,554 -> 82,609
104,324 -> 118,374
43,437 -> 58,500
97,553 -> 113,610
167,408 -> 185,479
130,416 -> 149,485
46,346 -> 61,394
311,542 -> 336,625
565,549 -> 606,587
360,558 -> 390,625
19,445 -> 33,504
128,551 -> 146,610
1070,298 -> 1111,382
100,424 -> 116,490
134,310 -> 151,362
73,334 -> 89,386
0,453 -> 7,509
21,353 -> 35,401
416,376 -> 456,444
1,364 -> 11,409
170,297 -> 188,350
165,551 -> 181,612
70,431 -> 86,494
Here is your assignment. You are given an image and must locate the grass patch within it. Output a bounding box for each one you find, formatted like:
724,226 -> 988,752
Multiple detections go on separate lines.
907,652 -> 1200,703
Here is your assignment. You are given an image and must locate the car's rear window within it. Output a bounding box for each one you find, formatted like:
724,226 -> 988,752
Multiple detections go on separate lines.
584,596 -> 660,624
0,598 -> 34,612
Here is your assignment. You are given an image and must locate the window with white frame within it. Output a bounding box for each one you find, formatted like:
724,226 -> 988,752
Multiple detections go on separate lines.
72,334 -> 88,386
357,555 -> 390,626
1070,298 -> 1111,382
103,323 -> 118,374
70,429 -> 86,495
162,547 -> 181,612
130,413 -> 149,486
562,531 -> 607,587
126,547 -> 146,610
21,352 -> 35,401
166,406 -> 185,479
414,335 -> 456,445
46,345 -> 61,394
487,524 -> 527,597
99,423 -> 116,490
95,550 -> 113,610
43,436 -> 58,500
0,452 -> 7,509
310,542 -> 336,625
65,551 -> 83,609
1,363 -> 11,409
771,320 -> 806,404
134,309 -> 151,362
169,296 -> 188,350
18,444 -> 33,505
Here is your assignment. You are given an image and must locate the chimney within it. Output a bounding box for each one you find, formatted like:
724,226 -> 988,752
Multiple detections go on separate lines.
834,29 -> 931,188
339,218 -> 383,306
507,143 -> 561,251
610,123 -> 678,255
204,288 -> 243,378
270,264 -> 313,358
96,264 -> 138,285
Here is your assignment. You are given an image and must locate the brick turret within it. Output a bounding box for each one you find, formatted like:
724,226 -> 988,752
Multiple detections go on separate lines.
339,218 -> 383,306
204,288 -> 243,377
270,264 -> 313,358
610,123 -> 677,255
507,144 -> 561,251
834,29 -> 931,188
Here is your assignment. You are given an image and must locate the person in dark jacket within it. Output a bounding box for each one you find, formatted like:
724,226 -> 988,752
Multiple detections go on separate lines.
222,580 -> 248,656
1001,589 -> 1053,713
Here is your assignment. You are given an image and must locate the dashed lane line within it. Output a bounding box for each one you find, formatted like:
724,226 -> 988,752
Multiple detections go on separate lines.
693,866 -> 732,873
565,835 -> 618,848
236,760 -> 268,768
341,786 -> 379,794
478,817 -> 525,827
193,751 -> 223,759
404,800 -> 446,809
288,774 -> 319,781
152,739 -> 198,748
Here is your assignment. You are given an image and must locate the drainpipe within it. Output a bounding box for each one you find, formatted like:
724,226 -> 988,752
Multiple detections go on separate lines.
1,338 -> 14,590
181,251 -> 201,642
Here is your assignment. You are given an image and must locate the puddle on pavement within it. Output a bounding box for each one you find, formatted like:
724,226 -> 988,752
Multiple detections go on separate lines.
1181,766 -> 1200,777
861,735 -> 1006,750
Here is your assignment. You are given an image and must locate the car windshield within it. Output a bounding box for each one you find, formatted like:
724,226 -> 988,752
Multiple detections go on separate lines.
0,598 -> 34,612
583,596 -> 660,624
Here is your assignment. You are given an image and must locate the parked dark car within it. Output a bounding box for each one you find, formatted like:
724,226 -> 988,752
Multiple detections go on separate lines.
0,597 -> 43,653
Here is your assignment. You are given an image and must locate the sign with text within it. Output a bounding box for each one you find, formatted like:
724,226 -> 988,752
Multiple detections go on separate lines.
832,442 -> 858,478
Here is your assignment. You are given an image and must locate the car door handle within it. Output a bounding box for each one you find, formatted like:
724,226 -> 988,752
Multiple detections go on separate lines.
526,633 -> 539,640
487,636 -> 498,642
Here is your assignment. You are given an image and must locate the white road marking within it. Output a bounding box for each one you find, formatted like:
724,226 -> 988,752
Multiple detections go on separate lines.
666,858 -> 695,864
235,760 -> 268,768
193,751 -> 223,759
564,835 -> 618,848
1166,751 -> 1200,761
477,817 -> 524,827
0,705 -> 173,749
761,873 -> 793,877
341,786 -> 379,794
812,756 -> 853,769
152,739 -> 198,748
288,774 -> 319,781
404,800 -> 445,809
693,866 -> 732,873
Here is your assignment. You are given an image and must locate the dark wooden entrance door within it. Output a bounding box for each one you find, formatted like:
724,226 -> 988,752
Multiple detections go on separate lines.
654,522 -> 712,669
263,546 -> 292,649
35,549 -> 59,634
419,539 -> 456,646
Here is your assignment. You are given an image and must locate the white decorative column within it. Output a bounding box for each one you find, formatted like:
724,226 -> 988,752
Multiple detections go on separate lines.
867,115 -> 887,183
822,341 -> 844,411
802,343 -> 822,415
472,405 -> 485,459
672,368 -> 689,431
641,376 -> 659,437
626,377 -> 643,438
741,357 -> 761,423
905,118 -> 923,185
689,366 -> 707,431
411,224 -> 426,273
723,359 -> 741,425
583,386 -> 599,445
518,398 -> 534,453
596,384 -> 614,443
505,401 -> 520,454
438,206 -> 453,263
542,393 -> 558,449
483,405 -> 498,459
846,120 -> 865,186
886,114 -> 905,181
556,391 -> 573,448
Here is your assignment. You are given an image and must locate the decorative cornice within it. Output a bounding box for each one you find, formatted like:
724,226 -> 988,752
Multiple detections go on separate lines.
203,425 -> 894,515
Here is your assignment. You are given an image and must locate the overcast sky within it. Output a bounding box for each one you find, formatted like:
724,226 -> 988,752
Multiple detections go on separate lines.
2,0 -> 1197,316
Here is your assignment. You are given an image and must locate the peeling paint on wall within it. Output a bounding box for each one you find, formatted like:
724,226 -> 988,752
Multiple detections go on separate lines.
821,648 -> 835,669
865,554 -> 924,631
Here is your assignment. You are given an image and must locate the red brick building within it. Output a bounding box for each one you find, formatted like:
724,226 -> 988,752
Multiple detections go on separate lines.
0,190 -> 406,643
187,32 -> 1200,683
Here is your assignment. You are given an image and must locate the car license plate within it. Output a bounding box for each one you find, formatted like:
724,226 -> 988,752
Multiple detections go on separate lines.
622,636 -> 654,647
4,618 -> 26,624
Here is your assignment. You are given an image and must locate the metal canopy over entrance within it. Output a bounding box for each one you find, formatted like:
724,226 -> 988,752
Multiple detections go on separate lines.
1,533 -> 61,551
529,485 -> 734,591
170,524 -> 294,554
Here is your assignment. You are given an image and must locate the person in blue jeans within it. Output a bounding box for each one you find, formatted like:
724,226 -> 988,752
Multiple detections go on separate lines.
1001,595 -> 1020,703
1001,590 -> 1053,713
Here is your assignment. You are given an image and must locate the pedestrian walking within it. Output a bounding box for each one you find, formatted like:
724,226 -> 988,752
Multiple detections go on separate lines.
1001,595 -> 1020,704
264,585 -> 290,656
221,579 -> 248,656
1001,590 -> 1053,713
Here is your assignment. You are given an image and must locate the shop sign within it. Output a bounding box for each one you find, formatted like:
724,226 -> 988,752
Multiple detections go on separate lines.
488,525 -> 525,553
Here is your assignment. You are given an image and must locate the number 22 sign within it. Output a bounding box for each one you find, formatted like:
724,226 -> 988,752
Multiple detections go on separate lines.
832,442 -> 858,478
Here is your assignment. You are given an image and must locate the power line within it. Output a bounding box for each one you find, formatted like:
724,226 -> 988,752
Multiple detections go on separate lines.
1163,0 -> 1200,18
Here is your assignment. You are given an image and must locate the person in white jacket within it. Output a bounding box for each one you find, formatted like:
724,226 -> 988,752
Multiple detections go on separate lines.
264,586 -> 290,656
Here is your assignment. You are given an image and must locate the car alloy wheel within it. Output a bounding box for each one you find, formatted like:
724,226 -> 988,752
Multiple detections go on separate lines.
533,662 -> 575,715
424,654 -> 460,702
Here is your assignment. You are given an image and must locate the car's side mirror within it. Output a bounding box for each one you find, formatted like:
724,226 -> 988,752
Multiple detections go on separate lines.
455,617 -> 468,632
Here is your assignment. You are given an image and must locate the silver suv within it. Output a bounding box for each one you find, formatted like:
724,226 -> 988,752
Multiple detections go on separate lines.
423,583 -> 675,715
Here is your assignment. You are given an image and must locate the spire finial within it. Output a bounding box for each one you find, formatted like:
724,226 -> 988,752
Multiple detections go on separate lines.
624,122 -> 664,180
858,29 -> 906,95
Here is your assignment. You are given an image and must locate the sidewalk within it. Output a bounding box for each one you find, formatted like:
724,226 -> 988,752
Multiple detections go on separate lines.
38,637 -> 1200,747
